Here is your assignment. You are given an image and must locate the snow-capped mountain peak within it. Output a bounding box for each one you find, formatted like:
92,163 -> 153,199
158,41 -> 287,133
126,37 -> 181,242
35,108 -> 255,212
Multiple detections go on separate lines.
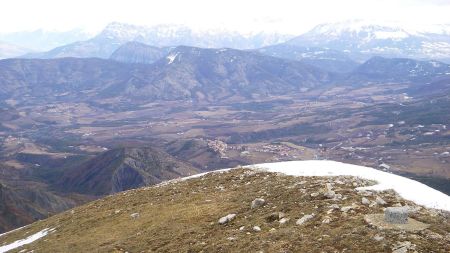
98,22 -> 149,41
96,22 -> 292,49
288,20 -> 450,62
308,20 -> 416,40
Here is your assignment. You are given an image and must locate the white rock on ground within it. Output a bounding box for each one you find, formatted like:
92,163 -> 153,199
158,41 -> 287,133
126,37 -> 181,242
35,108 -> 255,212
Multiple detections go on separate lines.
251,198 -> 266,209
376,196 -> 387,205
329,204 -> 340,209
362,197 -> 371,205
218,213 -> 236,225
324,190 -> 336,199
130,213 -> 140,219
310,192 -> 320,197
341,205 -> 353,212
296,214 -> 315,225
373,234 -> 384,241
392,241 -> 415,253
279,218 -> 290,225
252,226 -> 261,232
130,213 -> 140,220
322,216 -> 332,224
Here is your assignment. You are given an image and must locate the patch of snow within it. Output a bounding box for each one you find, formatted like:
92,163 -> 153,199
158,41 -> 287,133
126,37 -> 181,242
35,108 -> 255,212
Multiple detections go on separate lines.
248,160 -> 450,212
151,160 -> 450,212
374,31 -> 409,40
166,52 -> 179,64
429,61 -> 442,68
0,228 -> 55,253
153,168 -> 232,188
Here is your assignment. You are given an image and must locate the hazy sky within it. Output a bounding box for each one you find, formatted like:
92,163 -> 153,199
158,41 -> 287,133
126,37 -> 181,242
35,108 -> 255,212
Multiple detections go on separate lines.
1,0 -> 450,34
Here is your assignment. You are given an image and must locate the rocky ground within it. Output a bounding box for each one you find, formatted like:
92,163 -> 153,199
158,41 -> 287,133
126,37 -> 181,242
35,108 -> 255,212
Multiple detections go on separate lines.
0,168 -> 449,252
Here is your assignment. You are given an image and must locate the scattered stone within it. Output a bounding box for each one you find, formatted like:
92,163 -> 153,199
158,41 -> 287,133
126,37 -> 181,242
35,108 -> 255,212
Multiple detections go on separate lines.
253,226 -> 261,232
310,192 -> 320,197
269,228 -> 276,232
279,218 -> 290,225
379,163 -> 391,170
266,212 -> 285,222
373,234 -> 384,241
322,216 -> 332,224
324,190 -> 336,199
70,210 -> 75,215
329,204 -> 340,209
266,212 -> 286,222
219,213 -> 236,224
425,231 -> 443,240
266,213 -> 279,222
115,210 -> 121,214
227,236 -> 237,241
341,206 -> 354,212
334,179 -> 344,185
385,207 -> 408,224
361,197 -> 370,205
325,183 -> 333,191
327,204 -> 340,214
357,190 -> 373,196
239,226 -> 245,231
130,213 -> 140,219
251,198 -> 266,209
407,206 -> 421,213
392,241 -> 415,253
296,214 -> 315,225
376,196 -> 387,205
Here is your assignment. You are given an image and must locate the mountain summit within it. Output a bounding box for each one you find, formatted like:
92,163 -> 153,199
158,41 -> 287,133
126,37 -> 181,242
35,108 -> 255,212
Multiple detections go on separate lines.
0,161 -> 449,252
25,22 -> 293,59
287,20 -> 450,62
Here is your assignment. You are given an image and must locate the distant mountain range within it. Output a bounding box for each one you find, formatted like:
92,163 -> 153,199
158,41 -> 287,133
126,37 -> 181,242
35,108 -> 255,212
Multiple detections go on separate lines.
4,20 -> 446,65
0,46 -> 332,104
0,41 -> 31,59
286,20 -> 450,62
24,22 -> 293,59
1,46 -> 449,106
0,29 -> 91,52
256,44 -> 359,73
345,56 -> 450,84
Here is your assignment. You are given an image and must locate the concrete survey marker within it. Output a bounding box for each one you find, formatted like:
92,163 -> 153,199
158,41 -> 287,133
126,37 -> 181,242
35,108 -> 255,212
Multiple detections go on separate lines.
364,207 -> 430,231
384,207 -> 409,224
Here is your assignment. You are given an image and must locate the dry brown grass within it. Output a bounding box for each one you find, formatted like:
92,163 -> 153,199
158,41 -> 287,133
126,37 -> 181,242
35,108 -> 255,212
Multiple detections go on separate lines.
1,169 -> 449,252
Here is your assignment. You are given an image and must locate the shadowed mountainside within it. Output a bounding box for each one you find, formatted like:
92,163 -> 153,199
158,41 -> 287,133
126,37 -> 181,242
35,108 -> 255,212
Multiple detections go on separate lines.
58,147 -> 200,196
